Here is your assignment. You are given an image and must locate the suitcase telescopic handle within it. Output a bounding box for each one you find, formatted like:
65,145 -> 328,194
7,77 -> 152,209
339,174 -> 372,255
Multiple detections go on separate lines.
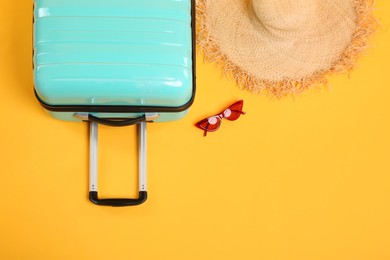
88,121 -> 148,206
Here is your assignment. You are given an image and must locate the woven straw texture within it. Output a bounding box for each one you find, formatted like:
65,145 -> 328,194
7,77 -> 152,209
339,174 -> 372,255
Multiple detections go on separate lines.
196,0 -> 378,97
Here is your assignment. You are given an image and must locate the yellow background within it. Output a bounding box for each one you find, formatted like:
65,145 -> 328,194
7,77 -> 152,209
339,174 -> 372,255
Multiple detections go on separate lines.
1,1 -> 389,259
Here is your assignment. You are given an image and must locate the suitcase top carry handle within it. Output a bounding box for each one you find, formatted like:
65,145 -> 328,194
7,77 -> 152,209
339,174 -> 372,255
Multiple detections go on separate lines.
89,121 -> 148,207
74,113 -> 160,127
88,114 -> 146,127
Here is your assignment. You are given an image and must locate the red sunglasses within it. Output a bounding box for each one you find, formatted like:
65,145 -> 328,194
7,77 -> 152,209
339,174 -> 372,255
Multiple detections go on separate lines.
195,100 -> 246,136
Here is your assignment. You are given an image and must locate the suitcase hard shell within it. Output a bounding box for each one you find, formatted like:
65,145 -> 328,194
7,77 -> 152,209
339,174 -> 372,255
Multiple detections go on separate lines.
33,0 -> 195,123
33,0 -> 195,206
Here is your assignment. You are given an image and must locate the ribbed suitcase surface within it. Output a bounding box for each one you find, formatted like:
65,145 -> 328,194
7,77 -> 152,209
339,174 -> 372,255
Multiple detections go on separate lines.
33,0 -> 194,109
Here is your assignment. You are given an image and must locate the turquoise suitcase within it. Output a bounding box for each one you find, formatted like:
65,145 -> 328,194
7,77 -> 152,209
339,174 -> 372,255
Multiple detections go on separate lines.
33,0 -> 195,206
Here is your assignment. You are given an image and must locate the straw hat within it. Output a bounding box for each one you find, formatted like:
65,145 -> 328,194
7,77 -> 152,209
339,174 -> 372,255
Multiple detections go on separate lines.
196,0 -> 377,97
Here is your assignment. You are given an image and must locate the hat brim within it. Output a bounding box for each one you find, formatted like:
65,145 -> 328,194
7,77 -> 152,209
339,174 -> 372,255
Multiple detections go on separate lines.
196,0 -> 378,97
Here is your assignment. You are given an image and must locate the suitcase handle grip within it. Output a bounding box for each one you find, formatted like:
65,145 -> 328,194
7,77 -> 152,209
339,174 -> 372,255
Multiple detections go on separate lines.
89,191 -> 147,206
88,114 -> 146,127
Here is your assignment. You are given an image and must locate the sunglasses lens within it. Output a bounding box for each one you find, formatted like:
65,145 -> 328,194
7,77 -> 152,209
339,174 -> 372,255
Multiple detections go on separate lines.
208,116 -> 219,125
224,100 -> 244,121
195,117 -> 221,132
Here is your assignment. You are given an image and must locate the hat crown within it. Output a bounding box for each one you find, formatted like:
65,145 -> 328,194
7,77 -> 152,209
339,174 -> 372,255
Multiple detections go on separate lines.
252,0 -> 319,35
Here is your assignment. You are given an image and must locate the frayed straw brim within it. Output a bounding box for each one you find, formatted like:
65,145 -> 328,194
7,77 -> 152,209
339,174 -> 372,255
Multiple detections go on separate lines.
196,0 -> 378,98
